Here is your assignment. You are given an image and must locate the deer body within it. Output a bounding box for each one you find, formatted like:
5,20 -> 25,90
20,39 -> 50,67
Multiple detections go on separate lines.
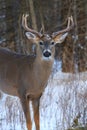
0,48 -> 53,98
0,15 -> 74,130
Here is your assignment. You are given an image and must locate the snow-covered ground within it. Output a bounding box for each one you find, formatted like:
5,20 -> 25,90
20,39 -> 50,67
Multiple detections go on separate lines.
0,60 -> 87,130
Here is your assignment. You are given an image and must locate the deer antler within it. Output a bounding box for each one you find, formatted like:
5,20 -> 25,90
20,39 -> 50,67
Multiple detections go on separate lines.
52,16 -> 74,37
22,14 -> 41,37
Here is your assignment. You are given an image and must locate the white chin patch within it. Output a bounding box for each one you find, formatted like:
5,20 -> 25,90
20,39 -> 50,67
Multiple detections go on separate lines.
42,56 -> 53,61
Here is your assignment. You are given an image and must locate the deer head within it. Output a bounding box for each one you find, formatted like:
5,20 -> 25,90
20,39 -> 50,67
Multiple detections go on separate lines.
22,14 -> 74,61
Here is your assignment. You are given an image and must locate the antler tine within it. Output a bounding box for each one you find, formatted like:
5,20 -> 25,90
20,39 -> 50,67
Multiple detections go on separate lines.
67,16 -> 74,30
22,14 -> 25,29
22,14 -> 41,37
52,16 -> 74,37
22,14 -> 29,31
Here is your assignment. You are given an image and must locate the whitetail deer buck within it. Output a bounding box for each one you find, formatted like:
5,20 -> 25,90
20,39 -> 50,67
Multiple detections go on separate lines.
0,14 -> 74,130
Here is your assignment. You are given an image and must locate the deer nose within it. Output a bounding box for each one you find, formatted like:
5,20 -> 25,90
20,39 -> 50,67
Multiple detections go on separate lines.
43,51 -> 51,57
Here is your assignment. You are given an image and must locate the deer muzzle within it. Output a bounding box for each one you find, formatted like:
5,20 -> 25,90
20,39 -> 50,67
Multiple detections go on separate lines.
43,50 -> 51,57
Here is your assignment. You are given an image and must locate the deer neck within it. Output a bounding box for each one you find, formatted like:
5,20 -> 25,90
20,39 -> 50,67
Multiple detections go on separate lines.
34,56 -> 54,82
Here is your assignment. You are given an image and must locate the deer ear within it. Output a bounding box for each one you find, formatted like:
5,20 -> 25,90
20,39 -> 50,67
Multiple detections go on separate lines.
54,32 -> 68,44
25,32 -> 36,39
25,32 -> 40,43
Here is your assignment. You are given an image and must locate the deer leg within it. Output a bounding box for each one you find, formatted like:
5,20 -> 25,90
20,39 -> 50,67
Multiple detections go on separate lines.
32,98 -> 40,130
19,95 -> 32,130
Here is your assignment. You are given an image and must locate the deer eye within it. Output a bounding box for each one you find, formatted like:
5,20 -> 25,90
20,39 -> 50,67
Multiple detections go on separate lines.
51,42 -> 55,45
39,41 -> 44,45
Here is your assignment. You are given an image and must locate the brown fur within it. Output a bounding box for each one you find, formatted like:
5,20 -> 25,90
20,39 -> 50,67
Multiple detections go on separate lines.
0,46 -> 53,130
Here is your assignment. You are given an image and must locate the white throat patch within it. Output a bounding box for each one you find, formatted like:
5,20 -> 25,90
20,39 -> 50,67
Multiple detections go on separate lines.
41,56 -> 53,61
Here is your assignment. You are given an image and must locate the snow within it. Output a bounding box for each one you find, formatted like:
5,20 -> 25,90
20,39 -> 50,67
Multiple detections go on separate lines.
0,60 -> 87,130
